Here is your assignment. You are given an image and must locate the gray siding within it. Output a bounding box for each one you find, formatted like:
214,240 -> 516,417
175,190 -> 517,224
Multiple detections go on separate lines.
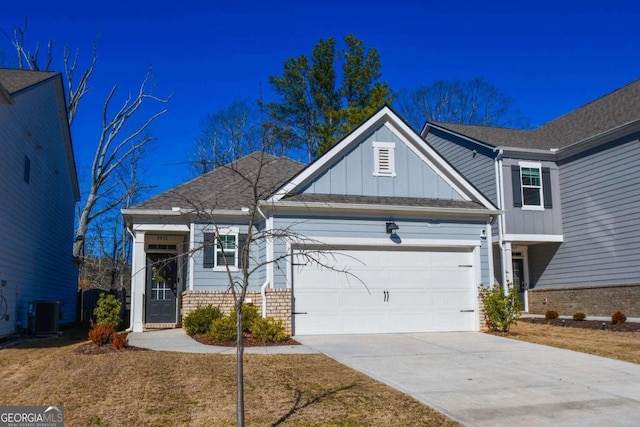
271,214 -> 490,288
301,124 -> 464,200
531,134 -> 640,289
426,129 -> 498,205
502,158 -> 563,236
0,80 -> 77,335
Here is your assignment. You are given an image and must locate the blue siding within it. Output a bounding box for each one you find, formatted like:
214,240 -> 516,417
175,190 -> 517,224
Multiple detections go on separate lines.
301,123 -> 464,200
531,134 -> 640,289
271,215 -> 490,288
191,222 -> 265,291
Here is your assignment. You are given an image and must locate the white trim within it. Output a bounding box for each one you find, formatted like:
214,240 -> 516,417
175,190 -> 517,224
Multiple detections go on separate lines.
131,231 -> 146,333
261,200 -> 500,217
485,220 -> 493,287
517,161 -> 545,210
292,237 -> 481,249
209,226 -> 240,271
132,224 -> 190,232
266,215 -> 275,288
503,234 -> 564,243
473,246 -> 482,331
372,141 -> 396,177
189,223 -> 196,291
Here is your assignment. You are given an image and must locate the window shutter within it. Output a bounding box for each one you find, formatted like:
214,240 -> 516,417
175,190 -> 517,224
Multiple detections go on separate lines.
511,166 -> 522,207
203,232 -> 215,268
237,234 -> 248,269
542,167 -> 553,209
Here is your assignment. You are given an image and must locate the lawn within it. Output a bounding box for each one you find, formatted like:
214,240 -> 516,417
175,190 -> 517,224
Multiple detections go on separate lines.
504,321 -> 640,364
0,326 -> 459,427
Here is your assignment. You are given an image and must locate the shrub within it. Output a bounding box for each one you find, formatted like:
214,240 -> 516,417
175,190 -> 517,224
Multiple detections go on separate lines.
88,320 -> 116,346
545,310 -> 559,320
612,310 -> 627,324
230,304 -> 261,333
208,315 -> 237,342
251,317 -> 287,343
112,332 -> 129,349
479,283 -> 521,333
183,305 -> 222,335
93,293 -> 122,329
572,312 -> 586,321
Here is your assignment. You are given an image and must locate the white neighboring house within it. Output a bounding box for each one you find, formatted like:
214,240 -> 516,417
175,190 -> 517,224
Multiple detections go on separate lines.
0,68 -> 80,337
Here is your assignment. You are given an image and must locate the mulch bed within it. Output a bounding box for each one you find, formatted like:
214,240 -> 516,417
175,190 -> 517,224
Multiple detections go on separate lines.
521,317 -> 640,332
191,334 -> 300,347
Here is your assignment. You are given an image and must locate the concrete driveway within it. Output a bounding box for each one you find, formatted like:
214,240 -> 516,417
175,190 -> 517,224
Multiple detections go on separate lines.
296,332 -> 640,426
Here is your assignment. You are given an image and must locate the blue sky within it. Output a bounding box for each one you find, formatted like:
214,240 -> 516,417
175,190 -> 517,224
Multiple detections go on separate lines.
3,0 -> 640,197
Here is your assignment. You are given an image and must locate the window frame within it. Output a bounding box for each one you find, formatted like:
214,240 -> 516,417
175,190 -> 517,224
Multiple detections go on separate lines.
215,233 -> 238,270
519,161 -> 544,211
203,227 -> 240,271
372,141 -> 396,177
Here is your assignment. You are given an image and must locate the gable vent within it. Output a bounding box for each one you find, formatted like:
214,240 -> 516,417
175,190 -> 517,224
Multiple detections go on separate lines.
373,141 -> 396,177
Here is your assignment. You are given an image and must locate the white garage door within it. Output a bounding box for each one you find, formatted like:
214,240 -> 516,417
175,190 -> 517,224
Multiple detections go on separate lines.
293,248 -> 477,335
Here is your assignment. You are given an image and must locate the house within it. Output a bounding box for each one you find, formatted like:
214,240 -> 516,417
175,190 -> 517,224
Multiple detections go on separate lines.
0,68 -> 80,336
423,79 -> 640,317
122,106 -> 499,334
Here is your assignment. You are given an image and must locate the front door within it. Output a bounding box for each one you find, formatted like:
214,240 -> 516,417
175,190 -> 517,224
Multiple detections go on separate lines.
145,253 -> 178,324
512,258 -> 525,309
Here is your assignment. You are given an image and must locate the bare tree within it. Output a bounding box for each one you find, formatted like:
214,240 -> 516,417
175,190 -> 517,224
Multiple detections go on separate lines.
166,145 -> 361,426
3,18 -> 169,263
394,78 -> 531,131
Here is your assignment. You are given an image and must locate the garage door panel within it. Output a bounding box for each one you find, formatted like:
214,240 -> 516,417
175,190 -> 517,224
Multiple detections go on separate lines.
293,247 -> 476,335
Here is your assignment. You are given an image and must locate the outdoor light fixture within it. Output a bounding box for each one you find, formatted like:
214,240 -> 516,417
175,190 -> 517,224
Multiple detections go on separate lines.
386,221 -> 399,234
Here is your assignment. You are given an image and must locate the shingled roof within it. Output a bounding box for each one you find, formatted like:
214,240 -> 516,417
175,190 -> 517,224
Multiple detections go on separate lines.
430,79 -> 640,150
0,68 -> 58,95
134,152 -> 305,211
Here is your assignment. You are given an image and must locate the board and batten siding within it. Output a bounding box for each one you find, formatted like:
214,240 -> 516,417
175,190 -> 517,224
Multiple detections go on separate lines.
271,215 -> 491,289
301,124 -> 464,200
191,222 -> 264,291
0,80 -> 77,335
530,134 -> 640,289
425,129 -> 498,205
502,158 -> 563,236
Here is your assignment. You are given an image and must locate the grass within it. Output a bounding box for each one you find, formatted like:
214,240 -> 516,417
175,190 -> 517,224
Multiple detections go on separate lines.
505,321 -> 640,364
0,325 -> 459,427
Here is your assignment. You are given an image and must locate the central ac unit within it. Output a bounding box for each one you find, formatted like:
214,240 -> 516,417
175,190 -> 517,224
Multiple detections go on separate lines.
28,301 -> 60,334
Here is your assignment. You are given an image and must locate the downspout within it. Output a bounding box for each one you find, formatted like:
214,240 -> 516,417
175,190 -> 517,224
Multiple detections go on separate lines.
494,149 -> 508,292
257,206 -> 270,318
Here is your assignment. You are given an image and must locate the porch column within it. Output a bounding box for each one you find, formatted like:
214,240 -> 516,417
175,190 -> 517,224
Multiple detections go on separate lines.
131,230 -> 146,332
503,241 -> 513,293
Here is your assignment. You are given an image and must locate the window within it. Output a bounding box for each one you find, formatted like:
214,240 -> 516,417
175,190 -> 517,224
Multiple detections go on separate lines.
511,163 -> 553,210
521,167 -> 542,207
216,234 -> 237,268
203,231 -> 246,269
373,142 -> 396,176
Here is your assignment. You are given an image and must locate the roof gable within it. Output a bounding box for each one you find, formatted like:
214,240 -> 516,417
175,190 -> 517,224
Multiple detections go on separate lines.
0,68 -> 57,96
272,106 -> 497,211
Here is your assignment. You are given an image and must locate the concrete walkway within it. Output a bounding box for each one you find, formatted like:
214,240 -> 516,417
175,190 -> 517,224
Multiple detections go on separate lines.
296,332 -> 640,427
128,328 -> 318,354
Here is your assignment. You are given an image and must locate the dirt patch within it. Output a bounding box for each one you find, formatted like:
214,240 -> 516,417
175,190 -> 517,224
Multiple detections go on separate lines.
191,334 -> 300,347
522,318 -> 640,332
74,342 -> 149,355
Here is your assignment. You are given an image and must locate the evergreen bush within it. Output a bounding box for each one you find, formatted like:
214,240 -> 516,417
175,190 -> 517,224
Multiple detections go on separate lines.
183,305 -> 222,335
250,317 -> 287,343
93,293 -> 122,329
479,283 -> 521,332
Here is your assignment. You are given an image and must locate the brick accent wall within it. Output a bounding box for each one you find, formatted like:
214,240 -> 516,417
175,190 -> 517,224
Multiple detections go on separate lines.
181,289 -> 292,335
528,284 -> 640,317
477,292 -> 490,332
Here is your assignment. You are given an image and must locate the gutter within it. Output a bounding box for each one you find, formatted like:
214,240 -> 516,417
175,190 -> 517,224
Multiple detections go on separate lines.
256,206 -> 271,318
494,148 -> 508,291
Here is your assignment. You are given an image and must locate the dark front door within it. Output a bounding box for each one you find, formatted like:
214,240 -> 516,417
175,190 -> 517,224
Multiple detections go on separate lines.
512,258 -> 525,309
145,253 -> 178,324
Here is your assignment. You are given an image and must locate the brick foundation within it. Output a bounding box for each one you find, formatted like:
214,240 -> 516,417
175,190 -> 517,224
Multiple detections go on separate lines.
181,289 -> 292,335
528,284 -> 640,318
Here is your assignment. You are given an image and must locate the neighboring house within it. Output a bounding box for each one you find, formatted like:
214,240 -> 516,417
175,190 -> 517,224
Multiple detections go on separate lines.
0,69 -> 80,336
423,79 -> 640,317
122,106 -> 498,335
